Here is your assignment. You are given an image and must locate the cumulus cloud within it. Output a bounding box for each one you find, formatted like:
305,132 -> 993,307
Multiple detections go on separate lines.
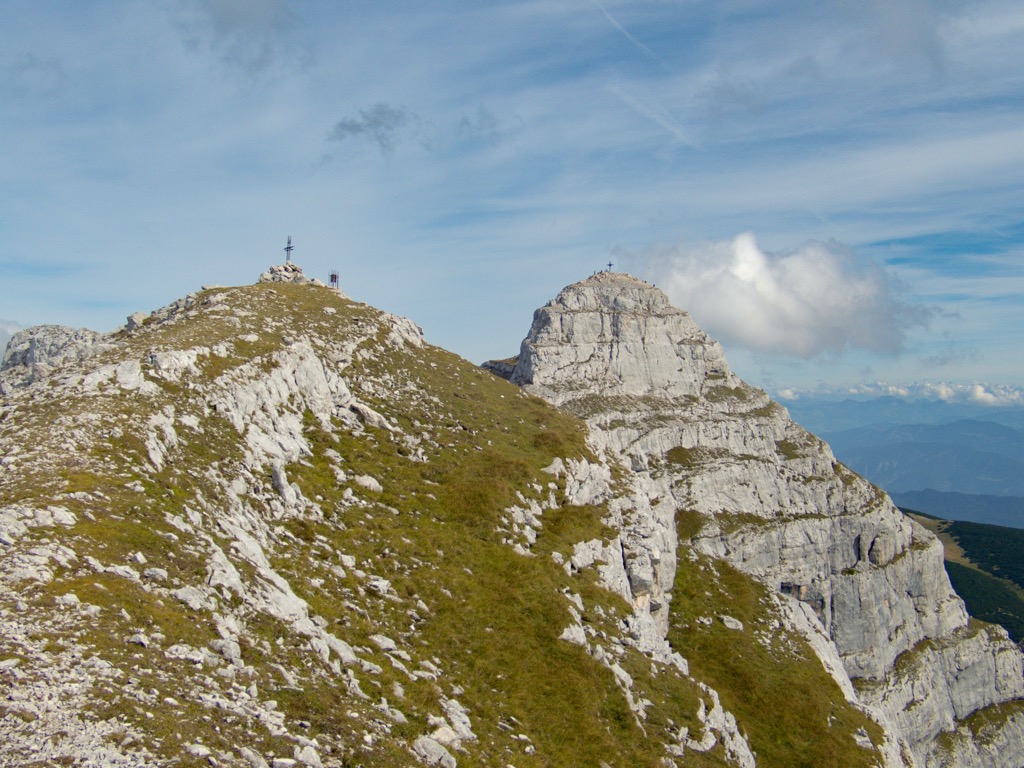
775,380 -> 1024,406
329,103 -> 419,155
921,382 -> 955,401
966,385 -> 1007,409
644,233 -> 930,358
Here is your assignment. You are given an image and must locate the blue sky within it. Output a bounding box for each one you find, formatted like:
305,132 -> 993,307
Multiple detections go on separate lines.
2,1 -> 1023,402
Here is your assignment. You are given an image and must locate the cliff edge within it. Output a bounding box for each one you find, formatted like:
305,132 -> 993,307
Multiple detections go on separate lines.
498,271 -> 1024,767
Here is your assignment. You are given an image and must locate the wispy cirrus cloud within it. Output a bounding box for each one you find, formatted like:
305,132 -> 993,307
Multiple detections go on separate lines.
175,0 -> 296,71
328,103 -> 420,155
1,1 -> 1023,389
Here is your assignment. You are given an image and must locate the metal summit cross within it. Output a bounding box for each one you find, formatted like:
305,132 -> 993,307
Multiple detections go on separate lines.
284,236 -> 294,263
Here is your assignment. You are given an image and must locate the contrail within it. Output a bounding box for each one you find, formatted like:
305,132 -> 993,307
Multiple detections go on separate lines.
608,82 -> 698,148
588,0 -> 663,65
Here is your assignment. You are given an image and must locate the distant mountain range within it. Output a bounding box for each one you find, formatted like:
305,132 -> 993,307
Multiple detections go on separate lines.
893,490 -> 1024,529
783,399 -> 1024,529
821,419 -> 1024,496
785,396 -> 1024,433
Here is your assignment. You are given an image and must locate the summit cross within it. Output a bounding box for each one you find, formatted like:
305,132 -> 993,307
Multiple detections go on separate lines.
284,236 -> 294,263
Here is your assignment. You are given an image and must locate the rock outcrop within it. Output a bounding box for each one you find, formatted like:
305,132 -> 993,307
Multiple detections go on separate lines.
2,265 -> 1022,767
258,262 -> 328,288
502,271 -> 1024,767
1,324 -> 109,390
508,271 -> 731,404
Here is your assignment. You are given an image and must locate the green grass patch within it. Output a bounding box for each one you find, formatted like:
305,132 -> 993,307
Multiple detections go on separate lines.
962,699 -> 1024,743
668,550 -> 883,768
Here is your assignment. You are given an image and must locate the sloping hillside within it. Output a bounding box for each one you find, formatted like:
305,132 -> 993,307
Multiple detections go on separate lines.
1,266 -> 1022,767
0,269 -> 887,767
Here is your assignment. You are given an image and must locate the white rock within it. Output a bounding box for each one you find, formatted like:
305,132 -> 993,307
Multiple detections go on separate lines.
718,615 -> 743,631
370,634 -> 398,652
412,735 -> 457,767
355,474 -> 383,493
294,745 -> 322,768
559,623 -> 587,647
442,699 -> 476,742
126,311 -> 148,331
239,747 -> 271,768
1,324 -> 107,383
184,743 -> 212,758
172,586 -> 213,611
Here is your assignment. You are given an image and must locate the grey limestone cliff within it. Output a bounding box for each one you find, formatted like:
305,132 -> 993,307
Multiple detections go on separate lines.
503,271 -> 1024,767
3,265 -> 1023,767
1,325 -> 109,391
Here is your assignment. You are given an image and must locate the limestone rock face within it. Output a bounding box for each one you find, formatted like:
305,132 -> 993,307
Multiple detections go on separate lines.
1,324 -> 108,388
506,271 -> 1024,768
510,272 -> 731,404
4,265 -> 1022,768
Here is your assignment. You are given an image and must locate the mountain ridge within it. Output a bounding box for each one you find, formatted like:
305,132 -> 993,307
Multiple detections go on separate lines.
1,264 -> 1022,767
822,420 -> 1024,497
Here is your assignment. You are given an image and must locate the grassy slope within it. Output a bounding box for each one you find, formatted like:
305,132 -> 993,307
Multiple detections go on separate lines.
667,534 -> 883,768
2,282 -> 700,766
0,281 -> 886,766
945,520 -> 1024,591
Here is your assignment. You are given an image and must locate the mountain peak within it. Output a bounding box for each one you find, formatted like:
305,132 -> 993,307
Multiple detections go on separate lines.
3,270 -> 1024,767
257,261 -> 328,288
551,270 -> 673,313
507,271 -> 733,406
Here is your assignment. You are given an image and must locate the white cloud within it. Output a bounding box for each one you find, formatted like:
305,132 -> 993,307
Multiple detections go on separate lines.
644,233 -> 930,359
970,384 -> 1000,405
923,382 -> 955,401
775,380 -> 1024,406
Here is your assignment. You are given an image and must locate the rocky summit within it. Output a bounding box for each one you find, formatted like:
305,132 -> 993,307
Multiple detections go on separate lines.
1,265 -> 1022,768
